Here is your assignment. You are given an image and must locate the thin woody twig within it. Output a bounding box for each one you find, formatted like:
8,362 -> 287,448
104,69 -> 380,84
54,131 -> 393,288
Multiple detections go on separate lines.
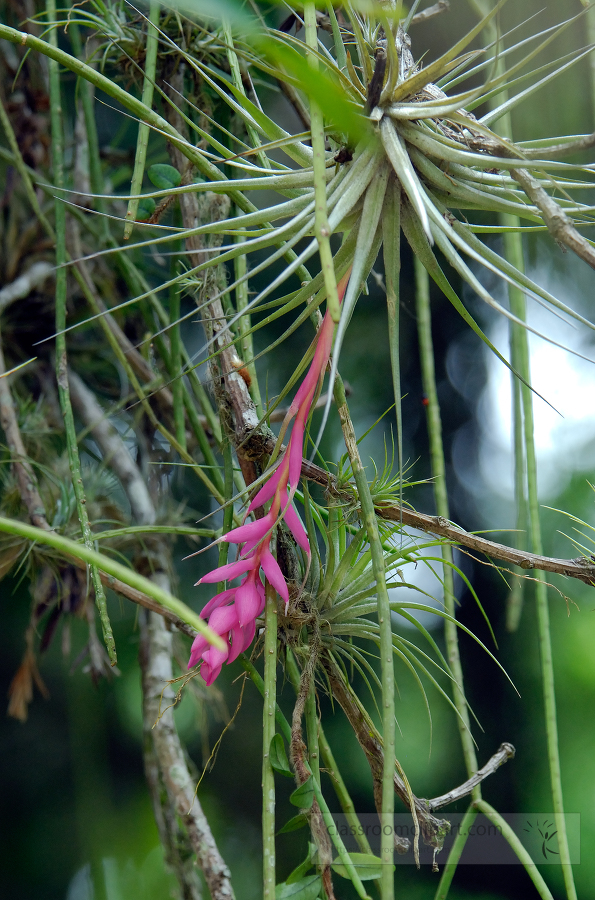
427,743 -> 515,810
521,132 -> 595,160
250,435 -> 595,587
509,165 -> 595,270
466,135 -> 595,270
323,652 -> 447,853
0,261 -> 53,313
68,368 -> 156,526
411,1 -> 450,26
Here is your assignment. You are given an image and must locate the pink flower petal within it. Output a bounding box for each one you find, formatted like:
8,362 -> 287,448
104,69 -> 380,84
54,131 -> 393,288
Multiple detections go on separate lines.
228,624 -> 247,664
222,513 -> 274,546
235,579 -> 263,627
209,604 -> 240,635
284,502 -> 310,554
188,632 -> 209,669
240,616 -> 257,652
203,641 -> 230,667
201,658 -> 224,686
248,463 -> 287,513
260,548 -> 289,604
287,426 -> 306,495
292,314 -> 334,408
197,555 -> 258,585
200,588 -> 236,619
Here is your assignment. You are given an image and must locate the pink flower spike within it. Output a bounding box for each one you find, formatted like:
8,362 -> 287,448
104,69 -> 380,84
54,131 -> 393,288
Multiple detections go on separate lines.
235,579 -> 264,628
200,588 -> 236,619
222,513 -> 274,547
260,548 -> 289,604
248,463 -> 287,513
198,555 -> 258,585
287,425 -> 306,495
284,502 -> 310,554
292,314 -> 334,410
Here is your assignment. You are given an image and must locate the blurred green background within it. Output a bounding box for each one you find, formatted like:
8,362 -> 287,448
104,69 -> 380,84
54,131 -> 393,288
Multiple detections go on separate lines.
1,1 -> 595,898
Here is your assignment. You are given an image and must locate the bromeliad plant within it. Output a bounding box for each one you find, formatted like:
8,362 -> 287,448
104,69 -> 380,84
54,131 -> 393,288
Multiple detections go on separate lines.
2,1 -> 595,899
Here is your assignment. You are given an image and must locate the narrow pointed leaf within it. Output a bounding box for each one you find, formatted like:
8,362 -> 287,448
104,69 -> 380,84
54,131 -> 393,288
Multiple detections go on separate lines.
278,813 -> 309,835
270,734 -> 293,777
332,853 -> 390,881
289,775 -> 314,809
275,876 -> 321,900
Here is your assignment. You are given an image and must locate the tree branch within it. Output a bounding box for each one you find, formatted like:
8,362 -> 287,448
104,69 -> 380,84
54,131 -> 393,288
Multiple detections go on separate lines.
140,605 -> 235,900
427,743 -> 515,810
0,261 -> 53,313
76,360 -> 233,897
68,368 -> 156,526
509,165 -> 595,270
252,436 -> 595,587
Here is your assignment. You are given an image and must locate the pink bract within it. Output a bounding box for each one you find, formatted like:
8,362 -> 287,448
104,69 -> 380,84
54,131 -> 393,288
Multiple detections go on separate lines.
188,270 -> 352,683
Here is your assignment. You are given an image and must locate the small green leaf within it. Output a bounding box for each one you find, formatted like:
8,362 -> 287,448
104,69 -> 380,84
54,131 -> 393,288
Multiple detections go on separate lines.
147,163 -> 182,190
286,843 -> 316,883
289,775 -> 314,810
332,852 -> 389,881
270,734 -> 293,777
275,875 -> 322,900
135,197 -> 156,221
278,813 -> 308,835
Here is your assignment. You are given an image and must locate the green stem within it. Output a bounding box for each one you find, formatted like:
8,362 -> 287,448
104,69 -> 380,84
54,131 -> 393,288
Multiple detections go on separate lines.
433,805 -> 477,900
334,377 -> 394,900
235,246 -> 264,417
278,652 -> 371,900
383,178 -> 403,507
504,221 -> 528,633
305,683 -> 320,785
76,265 -> 227,507
465,7 -> 576,893
584,2 -> 595,114
317,726 -> 374,856
473,800 -> 554,900
216,437 -> 234,593
124,0 -> 160,238
47,0 -> 116,665
67,22 -> 107,231
222,20 -> 270,173
313,780 -> 371,900
513,296 -> 577,900
304,3 -> 341,324
414,256 -> 478,782
241,654 -> 290,741
262,581 -> 278,899
285,651 -> 372,854
169,278 -> 187,452
0,515 -> 224,646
